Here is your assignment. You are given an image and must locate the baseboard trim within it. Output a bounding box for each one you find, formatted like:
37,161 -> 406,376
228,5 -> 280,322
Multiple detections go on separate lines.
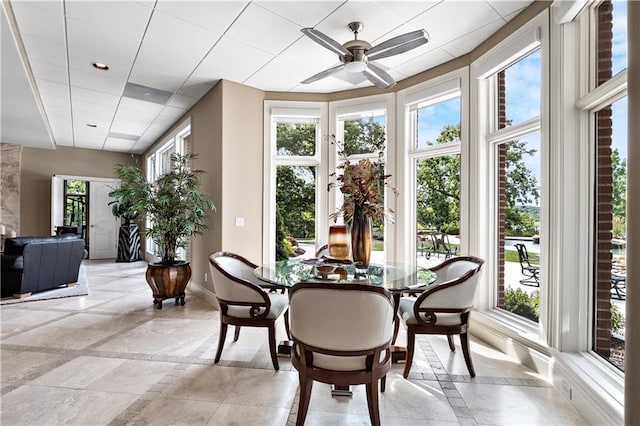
188,280 -> 219,310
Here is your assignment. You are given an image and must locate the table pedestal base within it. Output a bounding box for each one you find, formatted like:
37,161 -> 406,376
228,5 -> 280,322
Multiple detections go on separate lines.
331,385 -> 353,397
278,340 -> 293,357
391,345 -> 407,363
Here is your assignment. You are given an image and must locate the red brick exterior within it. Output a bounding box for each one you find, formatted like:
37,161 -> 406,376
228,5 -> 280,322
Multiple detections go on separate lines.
497,71 -> 507,307
594,1 -> 614,357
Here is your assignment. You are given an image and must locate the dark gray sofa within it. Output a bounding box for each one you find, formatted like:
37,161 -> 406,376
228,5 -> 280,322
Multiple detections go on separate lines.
1,235 -> 85,298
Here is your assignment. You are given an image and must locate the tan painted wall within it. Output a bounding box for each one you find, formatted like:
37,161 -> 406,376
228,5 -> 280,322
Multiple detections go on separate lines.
19,145 -> 139,236
219,80 -> 265,263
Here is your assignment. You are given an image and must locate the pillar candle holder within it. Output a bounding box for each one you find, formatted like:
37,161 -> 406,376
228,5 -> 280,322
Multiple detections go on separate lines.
328,225 -> 350,259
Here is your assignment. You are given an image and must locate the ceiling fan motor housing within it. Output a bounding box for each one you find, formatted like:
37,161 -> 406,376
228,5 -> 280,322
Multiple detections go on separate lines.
341,39 -> 371,66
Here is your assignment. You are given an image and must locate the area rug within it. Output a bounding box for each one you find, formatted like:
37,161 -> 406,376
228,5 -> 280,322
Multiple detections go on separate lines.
0,264 -> 89,305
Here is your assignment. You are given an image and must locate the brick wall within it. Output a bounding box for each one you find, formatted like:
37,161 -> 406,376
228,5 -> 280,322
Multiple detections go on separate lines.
497,71 -> 507,306
594,0 -> 613,357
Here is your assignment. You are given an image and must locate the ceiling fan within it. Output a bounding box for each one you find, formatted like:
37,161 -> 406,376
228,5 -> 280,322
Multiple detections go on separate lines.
300,22 -> 429,89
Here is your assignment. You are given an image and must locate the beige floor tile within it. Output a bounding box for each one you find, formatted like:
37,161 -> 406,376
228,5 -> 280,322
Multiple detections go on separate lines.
1,308 -> 71,336
206,402 -> 290,426
160,364 -> 242,402
32,356 -> 126,389
128,396 -> 219,425
86,359 -> 177,394
0,350 -> 69,383
1,325 -> 116,350
223,368 -> 298,409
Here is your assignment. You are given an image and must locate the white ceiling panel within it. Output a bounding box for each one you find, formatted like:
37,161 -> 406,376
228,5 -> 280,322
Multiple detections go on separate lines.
487,1 -> 530,19
154,1 -> 247,33
191,37 -> 273,83
11,1 -> 64,42
254,1 -> 343,27
29,60 -> 68,85
66,18 -> 142,65
21,35 -> 67,68
65,0 -> 152,38
408,1 -> 502,47
4,0 -> 532,152
441,19 -> 507,58
69,68 -> 126,96
225,3 -> 302,55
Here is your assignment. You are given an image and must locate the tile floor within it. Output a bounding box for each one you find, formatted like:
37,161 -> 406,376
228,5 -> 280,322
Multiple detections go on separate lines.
1,260 -> 586,425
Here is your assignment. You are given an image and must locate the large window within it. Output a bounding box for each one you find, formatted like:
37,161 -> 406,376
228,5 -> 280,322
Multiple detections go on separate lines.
588,0 -> 628,371
145,124 -> 189,261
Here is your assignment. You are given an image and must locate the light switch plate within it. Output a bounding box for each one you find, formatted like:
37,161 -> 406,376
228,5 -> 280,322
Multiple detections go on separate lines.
235,217 -> 245,227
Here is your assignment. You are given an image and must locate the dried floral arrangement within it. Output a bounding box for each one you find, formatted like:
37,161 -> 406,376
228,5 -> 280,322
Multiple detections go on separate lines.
328,134 -> 398,224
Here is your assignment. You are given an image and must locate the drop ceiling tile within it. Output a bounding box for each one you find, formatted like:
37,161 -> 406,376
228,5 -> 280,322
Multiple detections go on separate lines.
103,138 -> 137,152
167,94 -> 199,109
69,68 -> 126,96
154,1 -> 247,33
278,36 -> 337,73
245,56 -> 320,92
178,78 -> 216,98
370,1 -> 440,23
21,35 -> 67,68
65,0 -> 153,38
408,1 -> 502,47
291,75 -> 355,93
487,1 -> 531,19
225,3 -> 302,55
109,120 -> 148,135
113,107 -> 158,124
74,138 -> 106,150
67,46 -> 132,81
393,47 -> 455,77
73,100 -> 116,119
17,1 -> 64,14
128,67 -> 185,93
35,79 -> 69,98
134,10 -> 221,78
118,97 -> 164,115
158,106 -> 187,121
29,60 -> 68,85
11,2 -> 64,43
73,123 -> 109,144
72,110 -> 112,128
254,1 -> 343,27
66,18 -> 141,66
191,37 -> 273,83
441,19 -> 506,58
42,95 -> 71,112
312,1 -> 404,47
70,87 -> 120,109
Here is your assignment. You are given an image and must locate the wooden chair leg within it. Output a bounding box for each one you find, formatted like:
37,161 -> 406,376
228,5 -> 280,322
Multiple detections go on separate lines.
215,320 -> 228,363
460,332 -> 476,377
284,309 -> 291,340
365,379 -> 381,426
233,325 -> 241,342
268,322 -> 279,370
403,327 -> 416,378
296,372 -> 313,426
447,334 -> 455,351
392,314 -> 400,345
381,375 -> 386,393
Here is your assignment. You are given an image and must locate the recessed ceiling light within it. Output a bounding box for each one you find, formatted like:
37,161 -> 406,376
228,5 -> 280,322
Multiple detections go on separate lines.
91,62 -> 109,71
86,123 -> 97,128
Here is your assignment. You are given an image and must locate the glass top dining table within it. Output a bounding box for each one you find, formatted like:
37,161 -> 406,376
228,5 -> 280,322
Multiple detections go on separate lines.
254,258 -> 436,293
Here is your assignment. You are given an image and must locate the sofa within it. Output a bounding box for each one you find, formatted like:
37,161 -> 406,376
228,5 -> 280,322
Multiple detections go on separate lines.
1,235 -> 86,298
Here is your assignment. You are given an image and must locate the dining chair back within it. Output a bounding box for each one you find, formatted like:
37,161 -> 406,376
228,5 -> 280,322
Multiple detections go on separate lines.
288,282 -> 394,426
398,256 -> 484,378
208,251 -> 289,370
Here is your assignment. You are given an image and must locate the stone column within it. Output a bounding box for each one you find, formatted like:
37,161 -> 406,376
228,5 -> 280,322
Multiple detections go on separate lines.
0,143 -> 22,236
624,1 -> 639,423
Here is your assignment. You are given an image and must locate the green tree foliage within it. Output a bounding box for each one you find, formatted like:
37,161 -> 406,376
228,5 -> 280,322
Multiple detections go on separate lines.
275,206 -> 293,260
416,123 -> 540,236
611,148 -> 627,238
276,122 -> 315,156
276,165 -> 315,239
344,117 -> 386,155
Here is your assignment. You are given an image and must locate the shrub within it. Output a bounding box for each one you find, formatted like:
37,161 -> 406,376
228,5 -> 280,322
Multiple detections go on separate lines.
611,304 -> 625,335
503,288 -> 539,322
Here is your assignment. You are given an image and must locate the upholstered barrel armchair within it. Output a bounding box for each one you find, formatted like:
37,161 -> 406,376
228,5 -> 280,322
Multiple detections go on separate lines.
208,251 -> 290,370
398,256 -> 485,378
288,282 -> 394,426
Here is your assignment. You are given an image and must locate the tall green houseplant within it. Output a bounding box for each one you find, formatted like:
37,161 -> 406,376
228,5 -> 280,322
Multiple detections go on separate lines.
109,152 -> 216,265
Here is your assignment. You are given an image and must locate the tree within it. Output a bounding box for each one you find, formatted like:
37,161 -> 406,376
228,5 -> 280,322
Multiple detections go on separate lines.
276,166 -> 316,239
276,122 -> 315,156
416,123 -> 540,236
611,148 -> 627,238
344,117 -> 386,155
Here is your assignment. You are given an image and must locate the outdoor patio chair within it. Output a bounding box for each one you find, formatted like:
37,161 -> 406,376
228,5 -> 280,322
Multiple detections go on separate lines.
514,243 -> 540,287
611,273 -> 626,300
428,231 -> 459,259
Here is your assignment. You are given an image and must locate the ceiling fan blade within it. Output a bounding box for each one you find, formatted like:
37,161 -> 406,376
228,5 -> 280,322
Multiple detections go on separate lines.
363,63 -> 396,89
301,63 -> 345,84
366,29 -> 429,61
301,28 -> 352,59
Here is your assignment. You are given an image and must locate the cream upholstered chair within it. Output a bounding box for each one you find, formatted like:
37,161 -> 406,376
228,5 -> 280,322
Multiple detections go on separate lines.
208,251 -> 290,370
398,256 -> 484,378
288,282 -> 394,426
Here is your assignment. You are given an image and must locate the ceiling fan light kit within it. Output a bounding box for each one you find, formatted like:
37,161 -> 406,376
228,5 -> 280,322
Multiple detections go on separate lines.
301,22 -> 429,89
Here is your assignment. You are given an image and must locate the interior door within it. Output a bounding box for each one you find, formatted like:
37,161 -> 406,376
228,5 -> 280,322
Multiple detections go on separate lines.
51,176 -> 64,235
89,181 -> 118,259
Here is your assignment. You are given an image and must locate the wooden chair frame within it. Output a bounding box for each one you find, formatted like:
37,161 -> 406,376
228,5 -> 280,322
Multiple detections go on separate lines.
208,252 -> 290,370
289,282 -> 393,426
401,256 -> 484,378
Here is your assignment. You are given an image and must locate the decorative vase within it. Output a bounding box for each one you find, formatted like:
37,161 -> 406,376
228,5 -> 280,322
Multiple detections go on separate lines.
350,204 -> 372,276
145,261 -> 191,309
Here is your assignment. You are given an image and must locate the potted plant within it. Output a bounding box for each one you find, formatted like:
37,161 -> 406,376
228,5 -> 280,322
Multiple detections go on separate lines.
109,152 -> 216,308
